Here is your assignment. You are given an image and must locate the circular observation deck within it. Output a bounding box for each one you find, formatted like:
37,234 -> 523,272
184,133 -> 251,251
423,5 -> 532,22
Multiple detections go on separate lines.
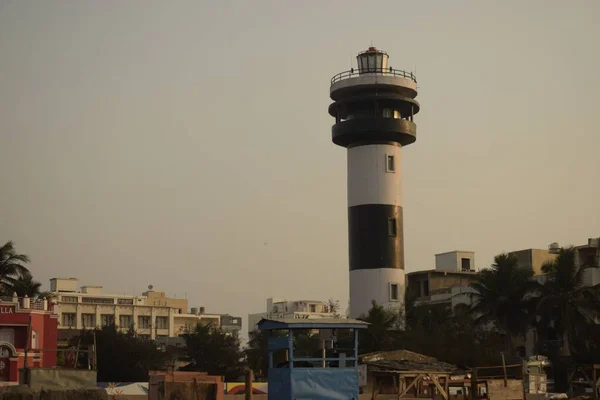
328,47 -> 420,148
330,69 -> 418,100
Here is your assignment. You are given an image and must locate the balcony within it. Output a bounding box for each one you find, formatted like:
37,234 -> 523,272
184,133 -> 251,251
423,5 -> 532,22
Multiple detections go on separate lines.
331,67 -> 416,86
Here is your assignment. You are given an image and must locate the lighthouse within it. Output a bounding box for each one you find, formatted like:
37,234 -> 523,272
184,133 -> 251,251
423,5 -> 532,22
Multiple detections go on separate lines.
328,47 -> 420,318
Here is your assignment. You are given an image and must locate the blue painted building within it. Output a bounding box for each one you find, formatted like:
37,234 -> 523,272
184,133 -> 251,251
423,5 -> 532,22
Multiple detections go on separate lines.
258,318 -> 369,400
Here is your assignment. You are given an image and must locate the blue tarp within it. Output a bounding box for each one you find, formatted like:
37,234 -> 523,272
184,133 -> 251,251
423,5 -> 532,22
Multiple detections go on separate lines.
290,368 -> 358,400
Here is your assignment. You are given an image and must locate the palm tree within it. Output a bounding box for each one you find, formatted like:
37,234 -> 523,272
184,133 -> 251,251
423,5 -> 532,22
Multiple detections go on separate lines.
9,272 -> 44,298
358,300 -> 401,353
466,253 -> 537,354
536,247 -> 600,357
0,241 -> 32,296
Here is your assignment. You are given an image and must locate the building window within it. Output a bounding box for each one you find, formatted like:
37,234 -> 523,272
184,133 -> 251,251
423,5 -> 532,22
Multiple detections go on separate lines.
309,304 -> 316,313
389,283 -> 399,301
461,258 -> 471,271
117,298 -> 134,305
155,317 -> 169,330
82,297 -> 114,304
388,218 -> 397,237
101,314 -> 115,327
385,154 -> 395,172
119,315 -> 133,329
61,296 -> 78,303
62,313 -> 76,327
382,109 -> 401,119
82,314 -> 96,328
422,280 -> 430,297
138,316 -> 151,329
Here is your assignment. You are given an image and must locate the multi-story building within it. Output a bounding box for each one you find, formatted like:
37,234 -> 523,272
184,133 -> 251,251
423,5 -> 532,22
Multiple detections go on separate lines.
248,298 -> 339,333
219,314 -> 242,335
406,251 -> 478,309
50,278 -> 237,342
0,295 -> 58,382
508,248 -> 556,275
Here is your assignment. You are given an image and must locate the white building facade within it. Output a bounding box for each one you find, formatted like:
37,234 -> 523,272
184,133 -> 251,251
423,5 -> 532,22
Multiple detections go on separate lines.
247,298 -> 341,333
50,278 -> 224,341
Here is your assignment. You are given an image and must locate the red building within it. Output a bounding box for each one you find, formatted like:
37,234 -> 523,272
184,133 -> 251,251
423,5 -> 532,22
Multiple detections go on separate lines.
0,295 -> 58,383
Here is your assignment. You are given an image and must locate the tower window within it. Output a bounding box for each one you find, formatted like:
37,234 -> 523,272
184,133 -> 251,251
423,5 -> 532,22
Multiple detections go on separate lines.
386,154 -> 395,172
388,218 -> 397,236
389,283 -> 399,301
461,258 -> 471,271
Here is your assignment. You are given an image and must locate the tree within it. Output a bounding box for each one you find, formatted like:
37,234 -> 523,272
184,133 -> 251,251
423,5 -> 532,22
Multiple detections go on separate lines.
402,301 -> 505,367
181,323 -> 245,381
73,324 -> 168,382
0,241 -> 31,296
358,300 -> 402,354
326,298 -> 342,318
466,253 -> 537,354
246,329 -> 269,380
536,247 -> 600,357
9,272 -> 43,298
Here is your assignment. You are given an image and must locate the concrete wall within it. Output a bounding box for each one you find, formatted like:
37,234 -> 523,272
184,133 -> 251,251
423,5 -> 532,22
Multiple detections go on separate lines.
26,369 -> 97,392
436,252 -> 475,272
510,249 -> 556,275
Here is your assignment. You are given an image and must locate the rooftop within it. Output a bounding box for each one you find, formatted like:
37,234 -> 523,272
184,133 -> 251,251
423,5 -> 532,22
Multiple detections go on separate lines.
406,269 -> 478,277
257,318 -> 368,330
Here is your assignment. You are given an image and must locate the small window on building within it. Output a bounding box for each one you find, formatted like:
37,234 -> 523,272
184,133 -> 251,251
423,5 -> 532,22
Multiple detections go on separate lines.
138,316 -> 151,329
388,218 -> 397,237
390,283 -> 399,301
386,154 -> 395,172
62,313 -> 76,327
61,296 -> 78,303
309,304 -> 316,313
155,316 -> 169,330
423,280 -> 430,297
101,314 -> 115,327
31,331 -> 37,349
119,315 -> 133,329
461,258 -> 471,271
82,313 -> 96,328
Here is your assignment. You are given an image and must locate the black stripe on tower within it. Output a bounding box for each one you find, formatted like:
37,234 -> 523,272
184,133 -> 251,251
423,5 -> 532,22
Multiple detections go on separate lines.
348,204 -> 405,271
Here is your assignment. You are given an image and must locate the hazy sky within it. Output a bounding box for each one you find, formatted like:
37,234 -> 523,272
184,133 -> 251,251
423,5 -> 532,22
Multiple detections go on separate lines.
1,1 -> 599,333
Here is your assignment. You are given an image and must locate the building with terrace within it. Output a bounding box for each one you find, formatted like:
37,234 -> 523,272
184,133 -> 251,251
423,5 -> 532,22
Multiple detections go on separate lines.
0,294 -> 58,383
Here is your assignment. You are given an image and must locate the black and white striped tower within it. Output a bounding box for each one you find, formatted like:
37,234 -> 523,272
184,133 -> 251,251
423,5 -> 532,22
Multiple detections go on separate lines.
328,47 -> 420,318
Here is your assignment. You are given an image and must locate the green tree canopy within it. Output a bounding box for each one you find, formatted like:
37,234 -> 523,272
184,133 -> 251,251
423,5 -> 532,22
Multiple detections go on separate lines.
357,300 -> 402,354
181,323 -> 245,381
0,241 -> 31,296
73,325 -> 168,382
536,247 -> 600,357
466,253 -> 537,353
9,272 -> 43,298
